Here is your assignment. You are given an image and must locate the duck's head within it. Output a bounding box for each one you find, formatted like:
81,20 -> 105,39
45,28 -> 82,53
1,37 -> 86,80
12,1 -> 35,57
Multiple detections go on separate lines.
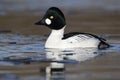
35,7 -> 66,30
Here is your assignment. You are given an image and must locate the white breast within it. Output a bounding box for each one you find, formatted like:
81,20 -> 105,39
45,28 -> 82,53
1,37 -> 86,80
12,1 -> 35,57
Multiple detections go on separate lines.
45,26 -> 100,49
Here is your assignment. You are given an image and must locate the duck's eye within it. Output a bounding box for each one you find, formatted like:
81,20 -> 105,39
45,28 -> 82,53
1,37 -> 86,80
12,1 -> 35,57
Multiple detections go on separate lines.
50,16 -> 54,19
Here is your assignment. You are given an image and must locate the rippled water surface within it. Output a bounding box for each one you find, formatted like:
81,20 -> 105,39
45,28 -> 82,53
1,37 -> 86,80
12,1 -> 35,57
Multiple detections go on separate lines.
0,1 -> 120,79
0,33 -> 119,80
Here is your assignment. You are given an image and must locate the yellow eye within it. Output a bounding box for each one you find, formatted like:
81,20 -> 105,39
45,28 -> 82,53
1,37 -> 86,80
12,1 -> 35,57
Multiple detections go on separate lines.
50,16 -> 54,19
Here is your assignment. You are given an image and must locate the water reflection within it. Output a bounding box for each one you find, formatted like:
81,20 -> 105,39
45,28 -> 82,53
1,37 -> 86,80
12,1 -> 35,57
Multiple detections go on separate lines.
0,74 -> 18,80
0,34 -> 119,80
46,48 -> 99,63
0,48 -> 100,80
45,48 -> 99,80
46,64 -> 65,80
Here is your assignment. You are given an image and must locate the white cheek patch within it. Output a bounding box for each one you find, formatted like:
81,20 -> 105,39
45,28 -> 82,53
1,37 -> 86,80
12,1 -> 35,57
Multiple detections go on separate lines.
45,18 -> 51,25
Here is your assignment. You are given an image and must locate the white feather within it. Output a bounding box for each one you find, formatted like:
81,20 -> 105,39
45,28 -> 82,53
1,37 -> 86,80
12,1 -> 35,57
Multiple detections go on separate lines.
45,26 -> 100,49
45,18 -> 51,25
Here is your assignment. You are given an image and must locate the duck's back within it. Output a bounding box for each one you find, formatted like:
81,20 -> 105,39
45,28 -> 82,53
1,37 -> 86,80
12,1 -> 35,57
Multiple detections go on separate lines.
62,32 -> 109,49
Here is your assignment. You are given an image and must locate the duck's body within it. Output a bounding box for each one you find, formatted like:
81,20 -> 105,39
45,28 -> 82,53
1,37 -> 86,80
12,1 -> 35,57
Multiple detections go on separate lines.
45,26 -> 101,49
35,7 -> 109,49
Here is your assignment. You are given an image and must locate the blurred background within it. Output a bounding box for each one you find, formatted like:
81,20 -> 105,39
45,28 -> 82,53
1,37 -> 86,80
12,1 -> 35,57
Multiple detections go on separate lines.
0,1 -> 120,80
0,0 -> 120,15
0,0 -> 120,35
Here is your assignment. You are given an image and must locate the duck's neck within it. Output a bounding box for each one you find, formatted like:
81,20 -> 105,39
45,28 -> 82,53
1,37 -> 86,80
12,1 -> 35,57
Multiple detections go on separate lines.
45,26 -> 66,46
50,26 -> 65,40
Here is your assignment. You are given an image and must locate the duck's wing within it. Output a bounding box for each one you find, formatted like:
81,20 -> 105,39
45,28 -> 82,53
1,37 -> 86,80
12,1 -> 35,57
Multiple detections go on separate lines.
62,32 -> 110,49
62,32 -> 104,40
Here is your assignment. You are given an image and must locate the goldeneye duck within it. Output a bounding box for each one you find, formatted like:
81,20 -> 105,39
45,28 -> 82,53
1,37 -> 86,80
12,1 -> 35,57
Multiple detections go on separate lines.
35,7 -> 109,49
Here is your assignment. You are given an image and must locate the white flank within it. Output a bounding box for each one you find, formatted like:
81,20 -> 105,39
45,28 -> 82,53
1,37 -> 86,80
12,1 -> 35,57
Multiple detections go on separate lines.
45,26 -> 100,49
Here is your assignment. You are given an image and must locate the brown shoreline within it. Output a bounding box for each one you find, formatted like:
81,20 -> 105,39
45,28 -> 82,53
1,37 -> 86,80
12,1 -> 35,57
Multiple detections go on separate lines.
0,13 -> 120,35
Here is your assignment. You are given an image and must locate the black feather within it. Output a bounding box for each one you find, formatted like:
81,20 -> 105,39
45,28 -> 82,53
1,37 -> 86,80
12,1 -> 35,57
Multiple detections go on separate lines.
62,32 -> 110,49
62,32 -> 105,40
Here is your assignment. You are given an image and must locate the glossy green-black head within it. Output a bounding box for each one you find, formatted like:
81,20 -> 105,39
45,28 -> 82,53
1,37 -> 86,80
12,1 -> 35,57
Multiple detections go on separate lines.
35,7 -> 66,30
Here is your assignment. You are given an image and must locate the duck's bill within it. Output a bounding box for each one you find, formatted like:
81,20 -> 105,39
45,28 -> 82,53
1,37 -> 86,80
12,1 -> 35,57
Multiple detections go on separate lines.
35,19 -> 45,25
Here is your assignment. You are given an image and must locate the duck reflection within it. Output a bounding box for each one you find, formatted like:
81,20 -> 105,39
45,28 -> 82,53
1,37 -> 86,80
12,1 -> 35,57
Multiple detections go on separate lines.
46,63 -> 65,80
1,47 -> 100,80
45,48 -> 99,80
45,49 -> 65,80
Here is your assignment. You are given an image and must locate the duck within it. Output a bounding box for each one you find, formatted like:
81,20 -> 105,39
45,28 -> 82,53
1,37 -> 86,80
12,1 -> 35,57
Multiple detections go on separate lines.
35,7 -> 109,49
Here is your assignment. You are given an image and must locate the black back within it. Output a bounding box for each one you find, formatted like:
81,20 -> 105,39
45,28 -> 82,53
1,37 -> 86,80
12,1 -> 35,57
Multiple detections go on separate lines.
62,32 -> 105,41
62,32 -> 110,49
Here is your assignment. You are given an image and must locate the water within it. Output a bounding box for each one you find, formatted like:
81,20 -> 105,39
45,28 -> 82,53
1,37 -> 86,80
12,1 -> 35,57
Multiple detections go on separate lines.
0,0 -> 120,15
0,1 -> 120,79
0,33 -> 119,80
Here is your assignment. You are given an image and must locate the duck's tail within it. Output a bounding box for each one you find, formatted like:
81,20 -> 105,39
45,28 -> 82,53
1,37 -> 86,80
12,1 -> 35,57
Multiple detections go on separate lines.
98,40 -> 110,49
